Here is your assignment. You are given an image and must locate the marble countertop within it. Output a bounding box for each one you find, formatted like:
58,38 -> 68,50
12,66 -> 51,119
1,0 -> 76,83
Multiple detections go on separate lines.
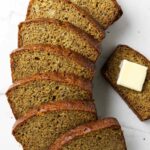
0,0 -> 150,149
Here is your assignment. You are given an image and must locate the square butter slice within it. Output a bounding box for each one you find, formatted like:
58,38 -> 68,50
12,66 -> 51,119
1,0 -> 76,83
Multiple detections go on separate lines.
117,59 -> 148,91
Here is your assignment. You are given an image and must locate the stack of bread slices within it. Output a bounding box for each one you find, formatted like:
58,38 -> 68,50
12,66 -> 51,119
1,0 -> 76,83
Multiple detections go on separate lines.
6,0 -> 127,149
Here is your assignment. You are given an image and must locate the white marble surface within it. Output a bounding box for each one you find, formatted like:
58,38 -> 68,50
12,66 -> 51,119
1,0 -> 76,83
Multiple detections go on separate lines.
0,0 -> 150,149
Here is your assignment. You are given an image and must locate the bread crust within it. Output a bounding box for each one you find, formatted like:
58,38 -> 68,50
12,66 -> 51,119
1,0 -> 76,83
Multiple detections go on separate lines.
6,72 -> 92,95
18,19 -> 100,62
12,101 -> 97,132
26,0 -> 105,41
107,0 -> 123,28
49,118 -> 127,150
102,45 -> 150,121
10,44 -> 95,81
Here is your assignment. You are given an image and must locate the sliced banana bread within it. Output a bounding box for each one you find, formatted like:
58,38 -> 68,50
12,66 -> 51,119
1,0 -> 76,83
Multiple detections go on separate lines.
18,19 -> 100,62
11,44 -> 95,82
50,118 -> 126,150
26,0 -> 105,41
13,101 -> 97,150
70,0 -> 123,29
102,45 -> 150,121
6,72 -> 92,119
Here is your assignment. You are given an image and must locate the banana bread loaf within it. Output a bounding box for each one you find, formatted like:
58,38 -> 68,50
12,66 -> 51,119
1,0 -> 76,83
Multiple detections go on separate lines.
6,72 -> 92,119
18,19 -> 100,62
50,118 -> 126,150
13,101 -> 97,150
10,44 -> 95,82
70,0 -> 123,29
26,0 -> 105,41
102,45 -> 150,121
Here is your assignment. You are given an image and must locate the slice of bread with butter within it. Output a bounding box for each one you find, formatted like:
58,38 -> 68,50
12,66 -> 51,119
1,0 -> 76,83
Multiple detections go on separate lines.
102,45 -> 150,121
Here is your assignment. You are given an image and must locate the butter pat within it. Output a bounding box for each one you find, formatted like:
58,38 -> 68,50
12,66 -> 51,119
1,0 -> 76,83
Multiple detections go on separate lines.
117,60 -> 148,92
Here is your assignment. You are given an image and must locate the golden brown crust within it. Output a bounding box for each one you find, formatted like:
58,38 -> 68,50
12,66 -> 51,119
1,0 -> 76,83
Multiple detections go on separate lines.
12,101 -> 96,131
18,19 -> 100,60
107,0 -> 123,28
10,44 -> 95,79
26,0 -> 105,41
49,118 -> 127,150
6,72 -> 92,95
102,45 -> 150,121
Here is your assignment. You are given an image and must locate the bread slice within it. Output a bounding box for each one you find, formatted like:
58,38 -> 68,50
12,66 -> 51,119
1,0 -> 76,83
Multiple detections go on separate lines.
70,0 -> 123,29
12,101 -> 97,150
10,44 -> 95,82
50,118 -> 126,150
26,0 -> 105,42
102,45 -> 150,121
6,72 -> 92,119
18,19 -> 100,62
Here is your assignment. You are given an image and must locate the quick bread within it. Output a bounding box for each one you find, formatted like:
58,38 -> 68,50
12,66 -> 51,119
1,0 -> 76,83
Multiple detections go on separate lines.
102,45 -> 150,121
18,19 -> 100,62
6,72 -> 92,119
10,44 -> 95,82
70,0 -> 123,29
12,101 -> 97,150
26,0 -> 105,41
50,118 -> 126,150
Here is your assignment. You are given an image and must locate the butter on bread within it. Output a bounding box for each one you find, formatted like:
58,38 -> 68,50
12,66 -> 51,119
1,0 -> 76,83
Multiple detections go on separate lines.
102,45 -> 150,121
117,59 -> 148,92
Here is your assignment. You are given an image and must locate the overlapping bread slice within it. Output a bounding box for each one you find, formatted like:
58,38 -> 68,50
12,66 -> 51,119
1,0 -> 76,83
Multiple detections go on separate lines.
12,101 -> 97,150
10,44 -> 95,82
50,118 -> 126,150
70,0 -> 123,29
18,19 -> 100,62
102,45 -> 150,121
6,72 -> 92,119
26,0 -> 105,42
